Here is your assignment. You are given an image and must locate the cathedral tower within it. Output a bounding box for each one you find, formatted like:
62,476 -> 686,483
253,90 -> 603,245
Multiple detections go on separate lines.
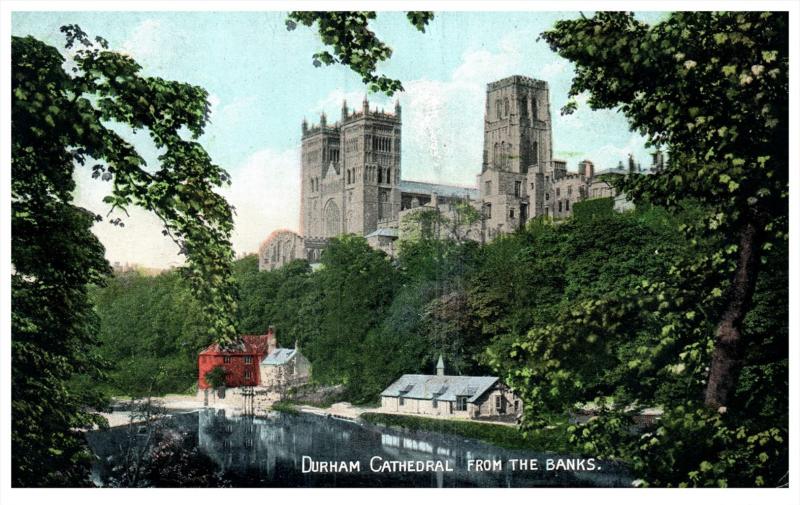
300,112 -> 341,239
339,96 -> 402,235
479,76 -> 553,234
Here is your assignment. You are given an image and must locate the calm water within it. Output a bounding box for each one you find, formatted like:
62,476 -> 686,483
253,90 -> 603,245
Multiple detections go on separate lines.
87,409 -> 631,487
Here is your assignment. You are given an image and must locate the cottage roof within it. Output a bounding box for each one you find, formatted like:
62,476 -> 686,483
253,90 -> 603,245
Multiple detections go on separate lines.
200,334 -> 273,356
262,348 -> 297,365
380,374 -> 499,403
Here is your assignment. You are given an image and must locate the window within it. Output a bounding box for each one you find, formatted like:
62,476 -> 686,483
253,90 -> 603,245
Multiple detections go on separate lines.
509,209 -> 514,218
514,181 -> 521,197
566,200 -> 570,211
244,370 -> 251,380
567,186 -> 573,196
223,356 -> 231,364
545,193 -> 550,201
244,356 -> 252,364
556,188 -> 561,197
485,204 -> 492,219
485,181 -> 492,195
399,397 -> 405,406
432,399 -> 438,409
558,201 -> 563,213
495,395 -> 506,413
503,97 -> 509,116
455,396 -> 468,411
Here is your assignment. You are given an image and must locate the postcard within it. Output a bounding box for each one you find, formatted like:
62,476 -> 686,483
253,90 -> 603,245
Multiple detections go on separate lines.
2,2 -> 796,503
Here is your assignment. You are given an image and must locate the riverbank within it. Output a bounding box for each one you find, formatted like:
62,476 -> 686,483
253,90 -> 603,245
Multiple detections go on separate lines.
99,395 -> 206,427
361,412 -> 570,453
97,394 -> 570,456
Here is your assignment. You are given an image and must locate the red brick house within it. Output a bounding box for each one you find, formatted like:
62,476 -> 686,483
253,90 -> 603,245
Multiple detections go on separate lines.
198,327 -> 276,388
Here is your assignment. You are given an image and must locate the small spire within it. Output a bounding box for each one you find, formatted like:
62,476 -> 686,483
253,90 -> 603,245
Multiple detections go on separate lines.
320,111 -> 327,127
363,94 -> 369,113
394,99 -> 401,117
436,354 -> 445,376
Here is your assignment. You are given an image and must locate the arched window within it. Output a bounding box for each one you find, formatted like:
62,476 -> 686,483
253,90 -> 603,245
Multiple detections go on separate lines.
503,98 -> 509,116
531,98 -> 538,120
494,143 -> 500,169
532,141 -> 539,165
496,99 -> 502,119
520,95 -> 528,117
386,168 -> 391,184
505,144 -> 513,169
378,168 -> 383,184
323,200 -> 341,237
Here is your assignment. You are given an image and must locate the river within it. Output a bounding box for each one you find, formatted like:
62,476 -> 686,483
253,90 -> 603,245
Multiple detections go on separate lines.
86,409 -> 631,487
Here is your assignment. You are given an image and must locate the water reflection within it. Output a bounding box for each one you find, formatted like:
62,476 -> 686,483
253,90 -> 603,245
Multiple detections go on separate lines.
89,409 -> 630,487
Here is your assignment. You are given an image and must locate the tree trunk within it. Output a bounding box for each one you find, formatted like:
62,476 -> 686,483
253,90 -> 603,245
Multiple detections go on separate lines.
704,217 -> 765,410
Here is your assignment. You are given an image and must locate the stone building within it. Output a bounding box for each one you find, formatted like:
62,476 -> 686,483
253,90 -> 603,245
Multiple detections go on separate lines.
260,345 -> 312,390
258,74 -> 658,271
380,356 -> 522,420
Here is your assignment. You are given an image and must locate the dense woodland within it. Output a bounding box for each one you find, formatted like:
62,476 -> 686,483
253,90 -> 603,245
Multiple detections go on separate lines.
90,199 -> 788,486
12,11 -> 787,489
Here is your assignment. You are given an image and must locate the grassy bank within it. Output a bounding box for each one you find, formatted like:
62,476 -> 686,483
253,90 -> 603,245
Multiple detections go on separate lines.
270,400 -> 300,414
360,413 -> 570,453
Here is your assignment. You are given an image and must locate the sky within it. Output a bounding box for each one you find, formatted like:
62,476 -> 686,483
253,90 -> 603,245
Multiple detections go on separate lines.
12,10 -> 667,268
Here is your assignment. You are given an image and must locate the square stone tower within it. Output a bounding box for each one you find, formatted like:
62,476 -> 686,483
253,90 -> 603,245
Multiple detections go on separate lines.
340,97 -> 402,235
300,97 -> 402,243
478,76 -> 553,234
300,112 -> 342,239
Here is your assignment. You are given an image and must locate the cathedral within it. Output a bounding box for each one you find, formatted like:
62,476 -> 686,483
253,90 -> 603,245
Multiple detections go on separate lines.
258,75 -> 659,271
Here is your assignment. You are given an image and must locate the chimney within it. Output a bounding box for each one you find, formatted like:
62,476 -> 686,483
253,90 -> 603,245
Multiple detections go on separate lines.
436,354 -> 445,376
267,325 -> 276,352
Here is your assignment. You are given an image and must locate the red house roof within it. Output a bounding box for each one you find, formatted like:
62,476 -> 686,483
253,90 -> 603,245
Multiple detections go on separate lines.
200,332 -> 274,356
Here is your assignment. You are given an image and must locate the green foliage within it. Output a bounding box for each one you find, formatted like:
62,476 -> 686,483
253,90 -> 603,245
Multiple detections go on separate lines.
484,207 -> 787,486
12,27 -> 236,486
286,11 -> 433,95
204,366 -> 228,389
270,401 -> 300,415
572,197 -> 614,220
300,235 -> 402,401
90,270 -> 207,396
543,12 -> 788,236
527,12 -> 789,486
361,413 -> 570,453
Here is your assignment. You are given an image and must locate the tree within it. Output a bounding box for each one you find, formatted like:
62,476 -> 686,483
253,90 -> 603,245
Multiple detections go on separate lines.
286,11 -> 433,95
204,366 -> 228,389
540,11 -> 788,411
300,235 -> 401,401
12,26 -> 237,485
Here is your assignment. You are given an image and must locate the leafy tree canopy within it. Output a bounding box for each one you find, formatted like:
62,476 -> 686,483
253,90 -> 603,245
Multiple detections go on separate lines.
286,11 -> 433,95
12,25 -> 237,485
541,10 -> 788,412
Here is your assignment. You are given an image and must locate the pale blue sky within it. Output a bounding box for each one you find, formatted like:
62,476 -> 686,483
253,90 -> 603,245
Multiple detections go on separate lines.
12,11 -> 667,267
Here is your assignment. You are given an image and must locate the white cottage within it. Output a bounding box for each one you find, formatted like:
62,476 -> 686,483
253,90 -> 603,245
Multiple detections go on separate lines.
380,356 -> 521,420
259,345 -> 311,390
